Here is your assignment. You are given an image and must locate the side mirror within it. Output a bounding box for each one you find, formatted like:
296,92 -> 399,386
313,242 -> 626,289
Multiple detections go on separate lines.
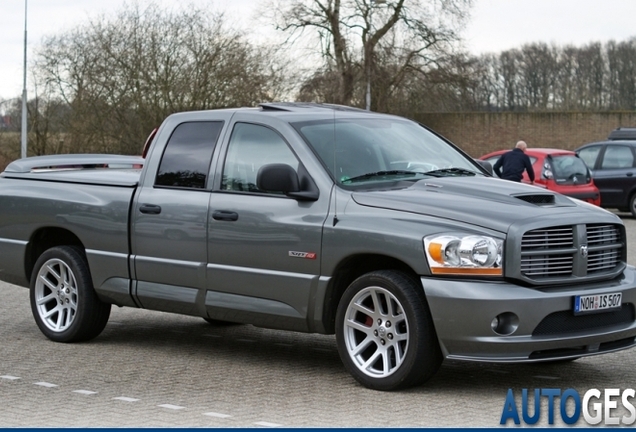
257,163 -> 300,193
475,159 -> 493,175
257,164 -> 319,201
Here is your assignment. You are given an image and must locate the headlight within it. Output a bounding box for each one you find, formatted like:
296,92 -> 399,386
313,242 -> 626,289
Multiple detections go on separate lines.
424,234 -> 503,276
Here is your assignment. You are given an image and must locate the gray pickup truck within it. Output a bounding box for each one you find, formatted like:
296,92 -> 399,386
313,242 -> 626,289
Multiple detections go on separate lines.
1,102 -> 635,391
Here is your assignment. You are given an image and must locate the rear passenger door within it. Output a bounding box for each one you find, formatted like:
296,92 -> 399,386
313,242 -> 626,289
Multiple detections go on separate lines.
131,120 -> 224,315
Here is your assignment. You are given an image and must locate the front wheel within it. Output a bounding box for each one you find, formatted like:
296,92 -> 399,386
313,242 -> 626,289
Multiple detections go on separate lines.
335,270 -> 442,391
30,246 -> 111,342
630,193 -> 636,218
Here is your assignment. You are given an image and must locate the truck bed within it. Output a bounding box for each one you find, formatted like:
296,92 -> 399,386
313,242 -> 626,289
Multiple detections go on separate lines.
0,155 -> 142,290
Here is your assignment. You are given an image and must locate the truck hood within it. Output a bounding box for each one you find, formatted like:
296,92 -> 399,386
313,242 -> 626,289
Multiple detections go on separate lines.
351,177 -> 612,233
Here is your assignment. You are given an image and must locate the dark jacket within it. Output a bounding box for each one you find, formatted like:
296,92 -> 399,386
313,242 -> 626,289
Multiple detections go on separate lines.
493,148 -> 535,182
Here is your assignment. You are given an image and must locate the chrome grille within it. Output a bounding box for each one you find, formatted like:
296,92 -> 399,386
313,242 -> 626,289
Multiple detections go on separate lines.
520,224 -> 623,281
521,254 -> 573,276
521,226 -> 574,249
587,224 -> 619,245
587,224 -> 621,274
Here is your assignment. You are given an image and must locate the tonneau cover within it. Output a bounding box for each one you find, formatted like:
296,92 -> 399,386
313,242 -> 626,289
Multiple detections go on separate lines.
1,154 -> 143,187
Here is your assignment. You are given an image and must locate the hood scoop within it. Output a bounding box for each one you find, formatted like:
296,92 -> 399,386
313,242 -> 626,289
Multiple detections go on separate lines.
513,193 -> 556,206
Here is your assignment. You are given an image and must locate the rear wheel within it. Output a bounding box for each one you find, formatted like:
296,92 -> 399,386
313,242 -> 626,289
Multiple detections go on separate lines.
30,246 -> 111,342
335,270 -> 442,391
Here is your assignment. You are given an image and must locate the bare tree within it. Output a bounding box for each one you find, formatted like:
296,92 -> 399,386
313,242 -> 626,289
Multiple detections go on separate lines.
271,0 -> 472,110
518,43 -> 558,110
33,3 -> 286,155
606,39 -> 636,110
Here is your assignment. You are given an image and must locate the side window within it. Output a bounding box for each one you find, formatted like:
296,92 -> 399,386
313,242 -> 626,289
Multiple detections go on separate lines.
601,145 -> 634,169
577,146 -> 601,169
221,123 -> 299,193
155,121 -> 223,189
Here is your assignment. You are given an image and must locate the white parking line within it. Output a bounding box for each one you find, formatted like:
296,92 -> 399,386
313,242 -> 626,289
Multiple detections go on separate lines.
0,375 -> 20,380
203,412 -> 232,418
34,382 -> 58,388
73,390 -> 97,395
158,404 -> 185,410
113,397 -> 139,402
255,421 -> 282,427
10,372 -> 281,426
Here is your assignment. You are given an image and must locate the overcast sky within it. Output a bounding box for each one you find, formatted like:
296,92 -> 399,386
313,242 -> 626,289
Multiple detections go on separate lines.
1,0 -> 636,100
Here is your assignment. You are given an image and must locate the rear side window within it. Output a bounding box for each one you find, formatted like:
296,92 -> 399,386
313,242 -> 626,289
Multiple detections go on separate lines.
601,145 -> 634,169
155,121 -> 223,189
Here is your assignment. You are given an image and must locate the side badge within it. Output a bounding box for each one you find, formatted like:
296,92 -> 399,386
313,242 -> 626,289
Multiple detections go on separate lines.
289,251 -> 317,260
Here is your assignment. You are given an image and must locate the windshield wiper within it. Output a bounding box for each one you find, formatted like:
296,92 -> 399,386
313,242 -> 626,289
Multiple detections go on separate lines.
423,167 -> 478,177
342,170 -> 422,183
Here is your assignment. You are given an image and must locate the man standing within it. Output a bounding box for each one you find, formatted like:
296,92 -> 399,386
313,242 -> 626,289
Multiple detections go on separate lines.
493,140 -> 535,183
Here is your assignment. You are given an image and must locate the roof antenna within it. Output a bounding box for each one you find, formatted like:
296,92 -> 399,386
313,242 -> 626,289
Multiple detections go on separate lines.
332,107 -> 339,227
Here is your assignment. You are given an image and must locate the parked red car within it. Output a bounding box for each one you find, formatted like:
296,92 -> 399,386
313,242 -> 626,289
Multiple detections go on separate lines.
479,148 -> 601,206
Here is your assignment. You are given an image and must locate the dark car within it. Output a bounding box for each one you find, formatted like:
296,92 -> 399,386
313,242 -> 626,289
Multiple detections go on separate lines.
575,128 -> 636,216
479,148 -> 601,206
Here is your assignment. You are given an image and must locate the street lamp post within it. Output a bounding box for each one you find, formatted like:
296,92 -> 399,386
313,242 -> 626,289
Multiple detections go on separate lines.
21,0 -> 28,159
365,0 -> 384,111
365,1 -> 373,111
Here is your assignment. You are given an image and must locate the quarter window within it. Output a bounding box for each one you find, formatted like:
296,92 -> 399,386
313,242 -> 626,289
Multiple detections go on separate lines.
221,123 -> 299,193
577,146 -> 601,169
155,121 -> 223,189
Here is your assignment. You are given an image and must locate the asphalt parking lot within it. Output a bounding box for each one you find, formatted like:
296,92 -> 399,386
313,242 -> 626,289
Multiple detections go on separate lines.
1,211 -> 636,427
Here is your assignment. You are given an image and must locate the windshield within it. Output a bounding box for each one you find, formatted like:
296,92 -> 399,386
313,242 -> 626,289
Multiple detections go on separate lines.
291,118 -> 482,186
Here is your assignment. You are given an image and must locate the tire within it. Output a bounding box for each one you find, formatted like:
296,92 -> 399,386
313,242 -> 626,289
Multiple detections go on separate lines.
30,246 -> 111,342
630,193 -> 636,218
335,270 -> 442,391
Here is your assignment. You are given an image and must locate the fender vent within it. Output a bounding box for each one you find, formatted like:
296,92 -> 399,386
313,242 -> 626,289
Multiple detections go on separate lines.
515,194 -> 555,205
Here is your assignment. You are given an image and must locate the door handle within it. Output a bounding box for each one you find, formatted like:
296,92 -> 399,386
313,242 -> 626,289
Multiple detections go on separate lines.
213,210 -> 239,221
627,172 -> 633,177
139,204 -> 162,214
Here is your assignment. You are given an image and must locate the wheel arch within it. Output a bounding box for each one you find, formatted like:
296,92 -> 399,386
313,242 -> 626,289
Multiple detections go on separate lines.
25,227 -> 85,284
321,253 -> 421,334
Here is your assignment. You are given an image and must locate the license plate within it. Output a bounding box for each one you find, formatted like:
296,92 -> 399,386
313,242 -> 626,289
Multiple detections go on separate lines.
574,293 -> 622,315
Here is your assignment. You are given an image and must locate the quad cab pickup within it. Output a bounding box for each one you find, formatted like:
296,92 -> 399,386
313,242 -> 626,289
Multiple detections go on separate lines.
1,103 -> 636,391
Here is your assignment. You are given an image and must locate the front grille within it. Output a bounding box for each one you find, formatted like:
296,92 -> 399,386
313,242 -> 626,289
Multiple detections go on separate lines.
532,303 -> 635,336
587,224 -> 621,274
520,224 -> 623,281
521,227 -> 574,277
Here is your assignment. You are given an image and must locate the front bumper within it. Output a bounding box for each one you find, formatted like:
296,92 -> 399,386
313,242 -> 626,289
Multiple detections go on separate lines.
421,265 -> 636,362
